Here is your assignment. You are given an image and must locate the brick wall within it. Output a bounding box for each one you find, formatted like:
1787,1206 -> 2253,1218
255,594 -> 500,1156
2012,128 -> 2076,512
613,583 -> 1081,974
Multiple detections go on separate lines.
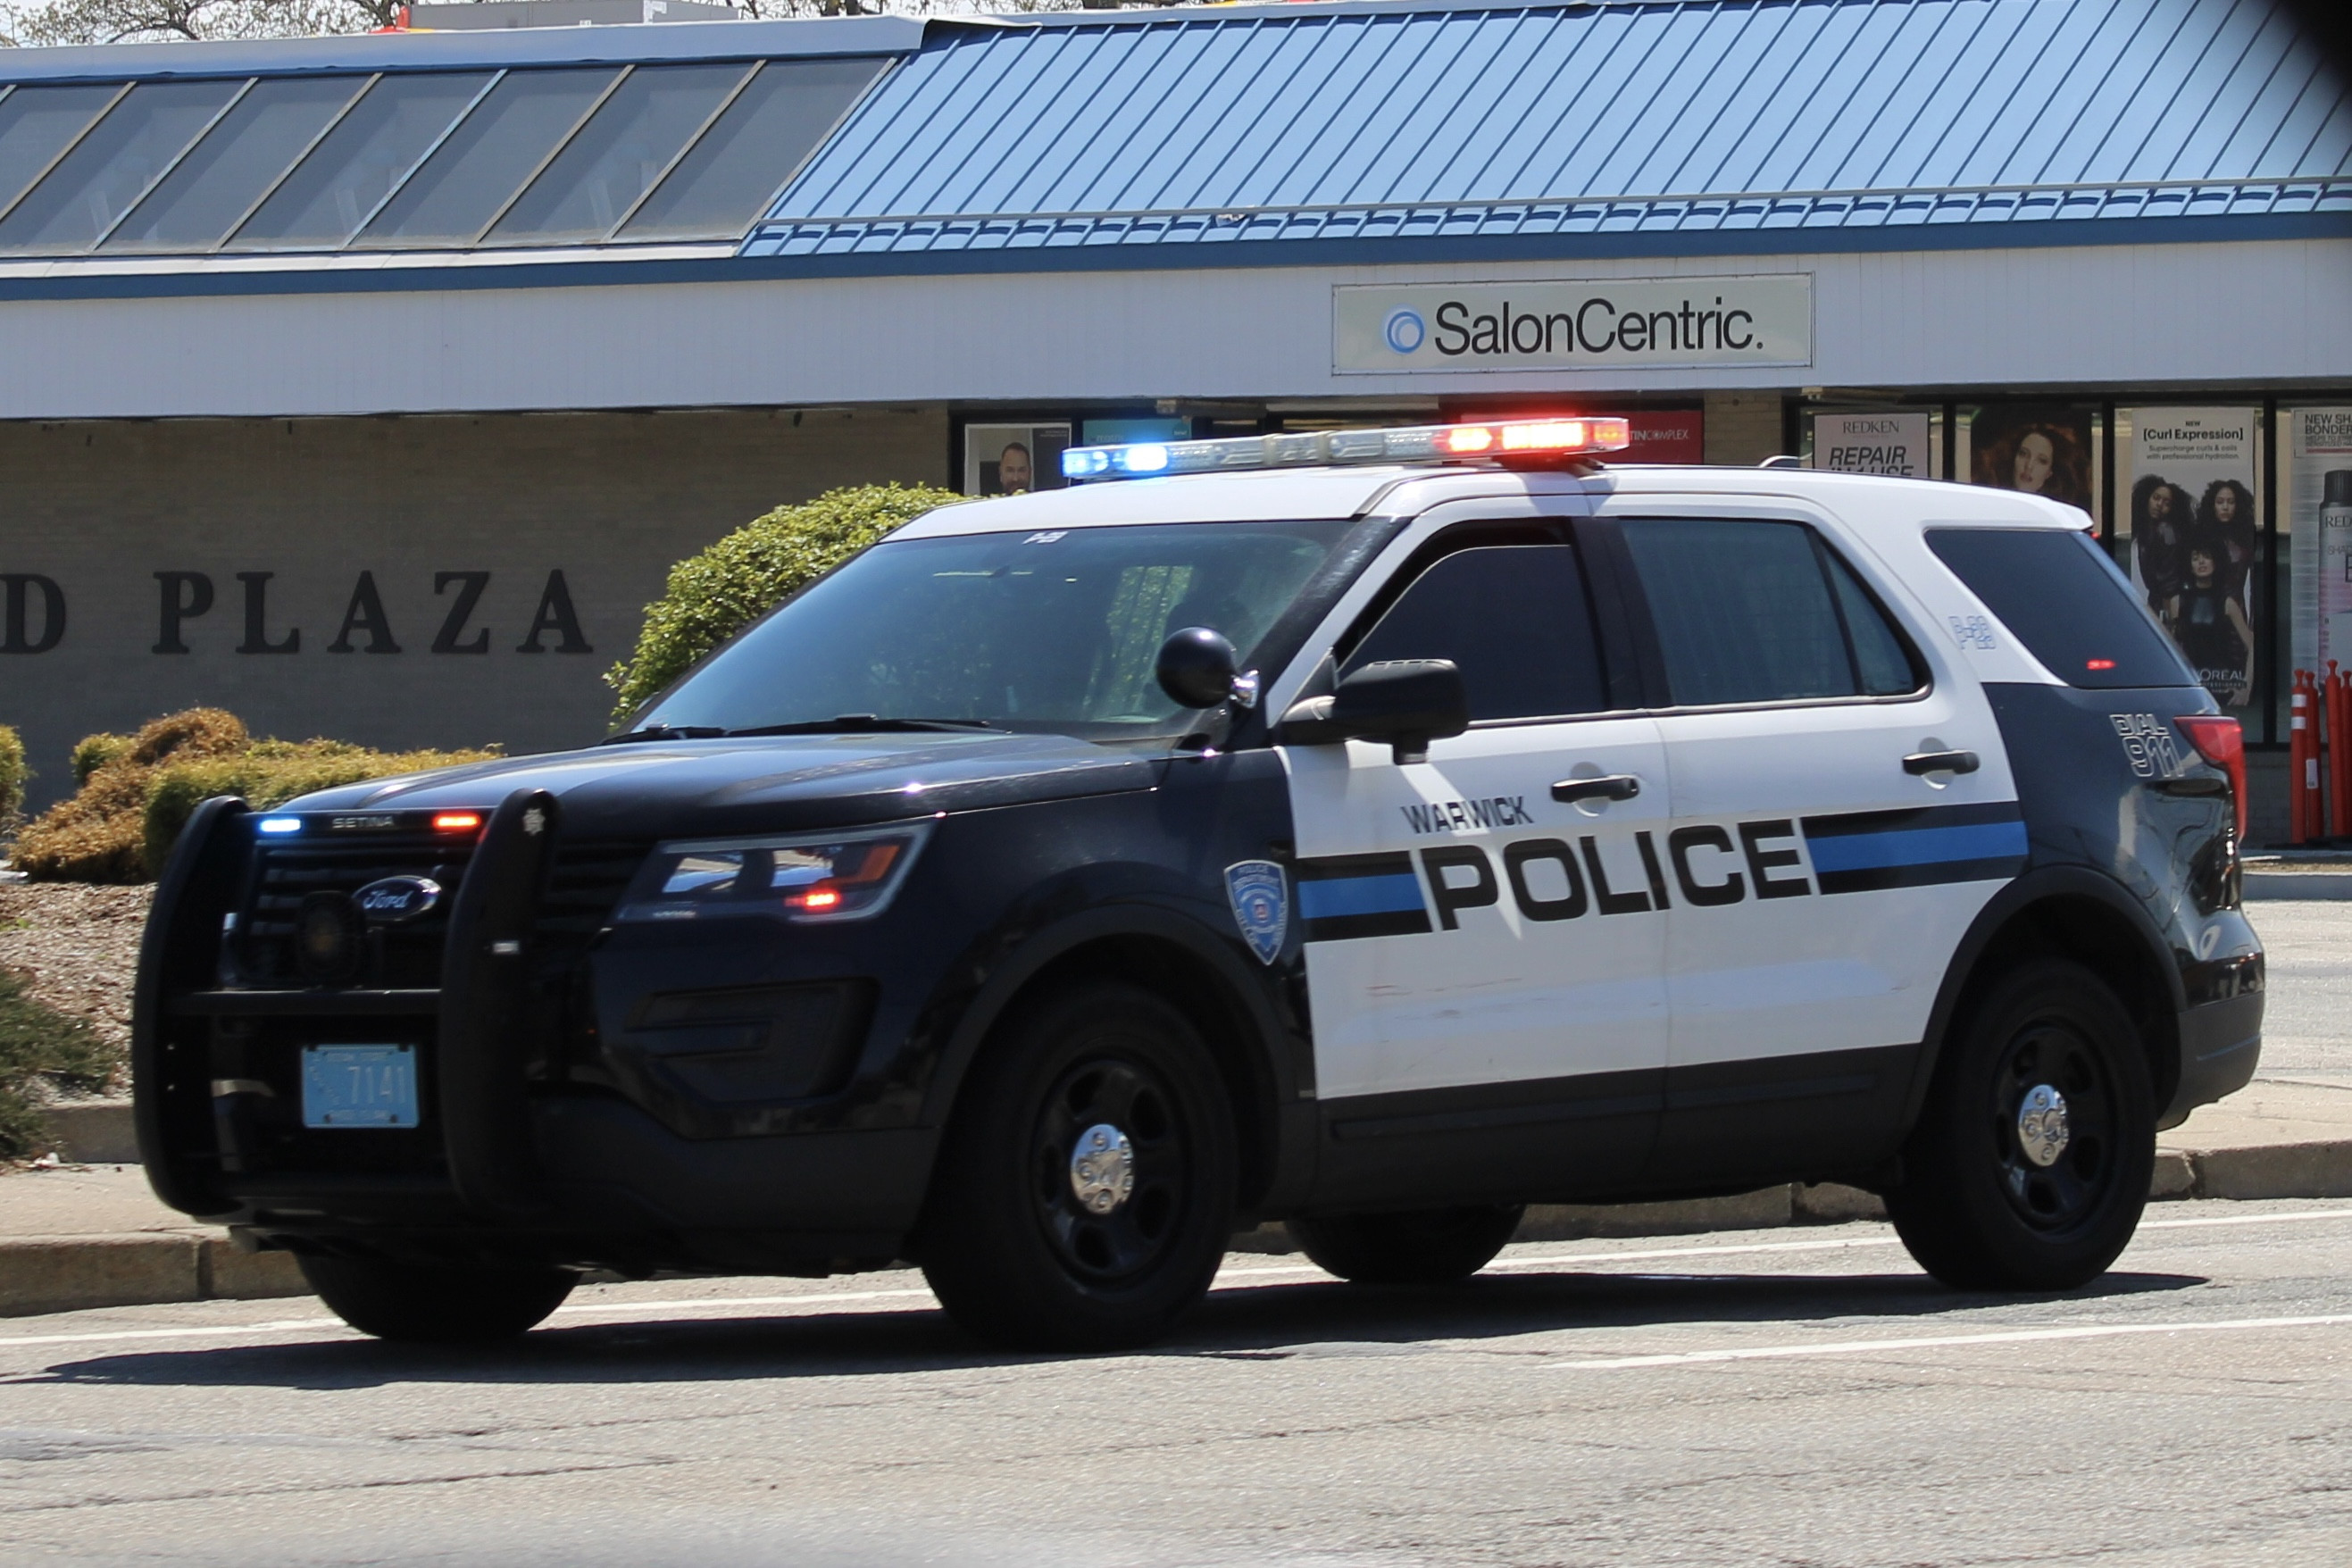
1700,391 -> 1789,467
0,406 -> 948,810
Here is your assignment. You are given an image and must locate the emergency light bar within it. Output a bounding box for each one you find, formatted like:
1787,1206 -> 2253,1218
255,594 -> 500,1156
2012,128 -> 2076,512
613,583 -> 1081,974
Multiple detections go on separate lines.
1060,417 -> 1631,482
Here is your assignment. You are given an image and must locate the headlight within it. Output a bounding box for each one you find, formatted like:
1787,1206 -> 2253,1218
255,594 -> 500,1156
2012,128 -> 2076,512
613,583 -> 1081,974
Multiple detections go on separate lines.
615,822 -> 930,925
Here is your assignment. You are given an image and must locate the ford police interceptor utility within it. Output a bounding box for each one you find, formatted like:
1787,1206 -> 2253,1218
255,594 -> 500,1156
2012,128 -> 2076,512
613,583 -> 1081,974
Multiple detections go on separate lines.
133,418 -> 2264,1349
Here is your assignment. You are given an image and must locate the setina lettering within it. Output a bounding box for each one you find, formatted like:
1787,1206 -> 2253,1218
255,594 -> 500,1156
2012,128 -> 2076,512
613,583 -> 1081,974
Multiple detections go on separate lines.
146,570 -> 591,656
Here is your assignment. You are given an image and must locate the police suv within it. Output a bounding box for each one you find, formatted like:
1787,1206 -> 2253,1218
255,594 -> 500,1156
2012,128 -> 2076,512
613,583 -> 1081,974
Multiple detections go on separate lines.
134,417 -> 2264,1349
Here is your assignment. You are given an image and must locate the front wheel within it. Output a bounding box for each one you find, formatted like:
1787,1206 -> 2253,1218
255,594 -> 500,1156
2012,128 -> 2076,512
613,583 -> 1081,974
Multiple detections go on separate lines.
915,981 -> 1238,1351
1886,958 -> 2155,1291
298,1255 -> 576,1343
1291,1205 -> 1525,1285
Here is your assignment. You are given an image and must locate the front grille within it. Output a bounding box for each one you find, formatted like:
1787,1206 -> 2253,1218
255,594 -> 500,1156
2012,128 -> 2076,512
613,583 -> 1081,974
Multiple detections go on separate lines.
236,834 -> 475,988
231,833 -> 649,989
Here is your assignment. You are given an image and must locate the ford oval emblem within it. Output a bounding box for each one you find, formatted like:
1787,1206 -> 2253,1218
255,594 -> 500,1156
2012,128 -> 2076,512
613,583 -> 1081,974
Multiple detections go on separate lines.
353,876 -> 442,925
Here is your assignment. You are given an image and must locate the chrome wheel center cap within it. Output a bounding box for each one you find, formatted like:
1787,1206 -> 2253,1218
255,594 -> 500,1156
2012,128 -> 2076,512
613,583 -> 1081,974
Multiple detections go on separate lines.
2017,1084 -> 2071,1168
1070,1123 -> 1136,1214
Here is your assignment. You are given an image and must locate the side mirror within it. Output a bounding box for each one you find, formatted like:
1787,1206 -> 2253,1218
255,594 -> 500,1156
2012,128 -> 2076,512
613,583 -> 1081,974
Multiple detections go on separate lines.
1155,626 -> 1241,709
1280,659 -> 1469,764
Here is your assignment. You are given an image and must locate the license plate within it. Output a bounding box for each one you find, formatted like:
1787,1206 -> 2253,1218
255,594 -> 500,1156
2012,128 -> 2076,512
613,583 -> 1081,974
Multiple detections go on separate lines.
301,1044 -> 420,1129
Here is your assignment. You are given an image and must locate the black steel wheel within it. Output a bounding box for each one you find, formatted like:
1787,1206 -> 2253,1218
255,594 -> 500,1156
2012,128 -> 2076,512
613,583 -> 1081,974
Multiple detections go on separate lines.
1887,958 -> 2155,1291
1291,1204 -> 1525,1285
916,981 -> 1237,1350
298,1254 -> 576,1343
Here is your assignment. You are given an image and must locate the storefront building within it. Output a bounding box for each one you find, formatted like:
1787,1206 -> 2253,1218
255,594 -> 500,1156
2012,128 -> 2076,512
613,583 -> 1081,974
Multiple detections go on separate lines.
0,0 -> 2345,832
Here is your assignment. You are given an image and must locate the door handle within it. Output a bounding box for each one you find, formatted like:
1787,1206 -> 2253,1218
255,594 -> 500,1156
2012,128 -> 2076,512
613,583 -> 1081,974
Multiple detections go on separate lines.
1552,773 -> 1642,804
1902,749 -> 1981,777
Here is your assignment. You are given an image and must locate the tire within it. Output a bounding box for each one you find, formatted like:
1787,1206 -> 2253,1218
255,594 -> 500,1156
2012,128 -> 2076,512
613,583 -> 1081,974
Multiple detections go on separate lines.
298,1254 -> 576,1344
1291,1205 -> 1525,1285
915,981 -> 1238,1351
1886,958 -> 2156,1292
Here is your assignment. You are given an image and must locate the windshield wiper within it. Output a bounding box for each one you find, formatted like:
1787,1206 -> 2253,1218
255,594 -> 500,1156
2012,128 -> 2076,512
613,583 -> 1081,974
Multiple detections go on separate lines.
725,716 -> 1006,737
599,724 -> 729,746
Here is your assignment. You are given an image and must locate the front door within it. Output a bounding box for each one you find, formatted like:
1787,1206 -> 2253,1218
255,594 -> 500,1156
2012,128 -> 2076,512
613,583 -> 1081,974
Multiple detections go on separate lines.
1281,520 -> 1670,1207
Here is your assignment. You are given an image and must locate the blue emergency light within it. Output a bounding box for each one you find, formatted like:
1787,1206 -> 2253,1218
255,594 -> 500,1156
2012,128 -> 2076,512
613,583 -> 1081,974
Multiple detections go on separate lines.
1061,417 -> 1631,482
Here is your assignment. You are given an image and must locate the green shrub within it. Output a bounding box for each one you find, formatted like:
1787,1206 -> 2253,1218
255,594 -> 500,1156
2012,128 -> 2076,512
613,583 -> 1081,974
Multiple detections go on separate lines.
10,707 -> 496,882
0,724 -> 24,832
143,741 -> 496,876
0,969 -> 113,1161
71,731 -> 131,787
605,482 -> 964,721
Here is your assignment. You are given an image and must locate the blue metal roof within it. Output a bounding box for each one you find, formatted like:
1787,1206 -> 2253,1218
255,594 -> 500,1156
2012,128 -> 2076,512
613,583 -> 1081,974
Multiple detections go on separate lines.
747,0 -> 2352,264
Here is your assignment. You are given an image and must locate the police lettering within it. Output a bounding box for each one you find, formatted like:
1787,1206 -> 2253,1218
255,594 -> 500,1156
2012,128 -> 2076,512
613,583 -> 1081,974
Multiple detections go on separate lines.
1416,820 -> 1813,926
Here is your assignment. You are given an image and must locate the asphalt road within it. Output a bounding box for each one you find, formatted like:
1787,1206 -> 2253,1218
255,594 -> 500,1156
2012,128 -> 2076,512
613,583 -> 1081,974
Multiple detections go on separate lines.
4,1201 -> 2348,1567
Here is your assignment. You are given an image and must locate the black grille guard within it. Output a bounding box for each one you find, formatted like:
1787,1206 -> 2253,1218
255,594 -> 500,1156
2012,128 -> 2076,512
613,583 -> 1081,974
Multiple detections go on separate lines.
135,786 -> 570,1225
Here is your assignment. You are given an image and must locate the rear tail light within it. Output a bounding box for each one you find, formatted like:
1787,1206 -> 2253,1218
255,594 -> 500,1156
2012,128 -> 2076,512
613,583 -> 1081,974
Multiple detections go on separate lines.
2174,714 -> 2246,839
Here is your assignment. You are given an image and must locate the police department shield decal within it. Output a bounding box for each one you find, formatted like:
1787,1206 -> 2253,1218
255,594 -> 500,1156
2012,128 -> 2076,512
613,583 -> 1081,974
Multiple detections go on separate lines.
1224,860 -> 1289,965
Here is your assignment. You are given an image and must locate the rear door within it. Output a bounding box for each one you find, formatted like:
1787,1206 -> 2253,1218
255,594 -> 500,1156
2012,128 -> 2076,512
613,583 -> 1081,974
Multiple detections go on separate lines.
1593,502 -> 2022,1182
1280,508 -> 1669,1205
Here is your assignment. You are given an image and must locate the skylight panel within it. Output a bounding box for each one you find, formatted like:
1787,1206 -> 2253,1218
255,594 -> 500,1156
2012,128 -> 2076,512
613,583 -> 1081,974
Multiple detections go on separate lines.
620,56 -> 883,243
357,67 -> 621,248
227,71 -> 494,250
105,76 -> 367,254
0,79 -> 243,253
487,62 -> 752,246
0,84 -> 124,220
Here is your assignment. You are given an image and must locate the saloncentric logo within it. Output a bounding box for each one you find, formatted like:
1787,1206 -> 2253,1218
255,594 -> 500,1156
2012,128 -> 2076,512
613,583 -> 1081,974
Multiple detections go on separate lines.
1382,308 -> 1426,354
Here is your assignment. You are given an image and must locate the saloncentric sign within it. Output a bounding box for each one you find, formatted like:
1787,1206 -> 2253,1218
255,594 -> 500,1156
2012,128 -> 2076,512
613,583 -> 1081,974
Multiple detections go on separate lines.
1333,274 -> 1813,374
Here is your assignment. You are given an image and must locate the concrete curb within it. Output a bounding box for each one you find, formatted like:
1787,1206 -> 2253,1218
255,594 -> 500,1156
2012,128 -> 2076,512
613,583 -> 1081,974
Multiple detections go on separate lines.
0,1235 -> 306,1318
35,1102 -> 139,1164
8,1138 -> 2350,1319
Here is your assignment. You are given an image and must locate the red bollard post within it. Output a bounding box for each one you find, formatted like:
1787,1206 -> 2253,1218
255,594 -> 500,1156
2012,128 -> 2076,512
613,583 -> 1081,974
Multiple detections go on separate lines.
2331,661 -> 2351,841
2291,670 -> 2315,846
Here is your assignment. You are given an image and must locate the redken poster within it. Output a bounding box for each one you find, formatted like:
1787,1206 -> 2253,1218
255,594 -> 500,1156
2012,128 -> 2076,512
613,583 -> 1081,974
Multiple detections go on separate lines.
2289,408 -> 2352,684
2127,408 -> 2258,708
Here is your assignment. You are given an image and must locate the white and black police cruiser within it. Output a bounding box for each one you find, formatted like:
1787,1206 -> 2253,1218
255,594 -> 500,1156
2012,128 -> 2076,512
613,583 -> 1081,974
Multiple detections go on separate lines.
135,417 -> 2264,1347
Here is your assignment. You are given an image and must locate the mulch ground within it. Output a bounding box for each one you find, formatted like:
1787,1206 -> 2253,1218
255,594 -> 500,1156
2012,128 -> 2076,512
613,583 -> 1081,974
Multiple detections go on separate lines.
0,882 -> 149,1066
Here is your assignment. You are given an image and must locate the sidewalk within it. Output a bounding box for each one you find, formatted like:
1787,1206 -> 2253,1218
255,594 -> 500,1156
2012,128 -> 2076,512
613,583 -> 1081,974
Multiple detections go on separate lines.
8,1081 -> 2351,1319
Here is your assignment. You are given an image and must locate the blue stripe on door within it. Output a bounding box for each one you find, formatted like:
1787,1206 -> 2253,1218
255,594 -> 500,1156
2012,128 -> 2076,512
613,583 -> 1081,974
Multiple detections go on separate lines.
1804,820 -> 2031,875
1296,872 -> 1427,921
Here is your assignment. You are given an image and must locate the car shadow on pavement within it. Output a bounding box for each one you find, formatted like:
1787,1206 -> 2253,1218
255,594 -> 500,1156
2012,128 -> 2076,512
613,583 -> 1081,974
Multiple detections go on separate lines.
17,1264 -> 2207,1393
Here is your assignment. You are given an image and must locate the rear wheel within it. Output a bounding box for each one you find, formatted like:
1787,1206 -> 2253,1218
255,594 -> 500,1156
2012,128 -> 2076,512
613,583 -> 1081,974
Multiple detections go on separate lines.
916,981 -> 1237,1350
298,1254 -> 576,1343
1292,1205 -> 1525,1285
1887,958 -> 2155,1291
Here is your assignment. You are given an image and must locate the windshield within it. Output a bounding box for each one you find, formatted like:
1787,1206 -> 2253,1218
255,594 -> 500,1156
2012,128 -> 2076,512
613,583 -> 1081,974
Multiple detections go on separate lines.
632,520 -> 1352,741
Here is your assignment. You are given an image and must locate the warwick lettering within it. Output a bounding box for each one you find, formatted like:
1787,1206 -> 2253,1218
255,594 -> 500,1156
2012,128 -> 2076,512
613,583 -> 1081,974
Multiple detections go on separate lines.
0,570 -> 592,655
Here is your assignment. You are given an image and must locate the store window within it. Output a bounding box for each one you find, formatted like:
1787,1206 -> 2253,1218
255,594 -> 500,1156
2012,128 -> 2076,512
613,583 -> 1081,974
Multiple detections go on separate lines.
2288,407 -> 2352,690
2117,408 -> 2262,713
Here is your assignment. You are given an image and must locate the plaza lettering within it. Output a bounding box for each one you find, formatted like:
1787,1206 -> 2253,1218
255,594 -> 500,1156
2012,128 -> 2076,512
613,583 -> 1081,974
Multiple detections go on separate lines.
0,570 -> 591,655
1431,296 -> 1758,359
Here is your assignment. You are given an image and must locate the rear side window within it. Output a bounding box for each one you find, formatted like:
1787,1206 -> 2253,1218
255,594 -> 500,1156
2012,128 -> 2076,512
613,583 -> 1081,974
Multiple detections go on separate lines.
1617,518 -> 1923,706
1345,544 -> 1608,721
1925,528 -> 2195,688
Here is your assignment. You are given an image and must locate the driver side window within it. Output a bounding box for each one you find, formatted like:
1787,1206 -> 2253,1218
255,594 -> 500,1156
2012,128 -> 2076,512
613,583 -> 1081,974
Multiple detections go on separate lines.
1343,543 -> 1610,722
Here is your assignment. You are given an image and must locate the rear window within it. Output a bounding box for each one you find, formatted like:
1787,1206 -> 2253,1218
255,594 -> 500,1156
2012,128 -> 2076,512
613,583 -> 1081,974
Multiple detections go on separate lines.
1925,527 -> 2195,688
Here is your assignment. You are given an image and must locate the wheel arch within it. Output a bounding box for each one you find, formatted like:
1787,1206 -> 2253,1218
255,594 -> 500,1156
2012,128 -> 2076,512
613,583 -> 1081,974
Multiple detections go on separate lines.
920,905 -> 1312,1214
1903,867 -> 2187,1135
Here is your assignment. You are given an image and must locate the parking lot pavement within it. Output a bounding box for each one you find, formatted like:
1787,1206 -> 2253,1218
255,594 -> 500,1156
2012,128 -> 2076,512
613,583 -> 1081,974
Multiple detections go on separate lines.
2247,898 -> 2352,1085
3,1200 -> 2348,1568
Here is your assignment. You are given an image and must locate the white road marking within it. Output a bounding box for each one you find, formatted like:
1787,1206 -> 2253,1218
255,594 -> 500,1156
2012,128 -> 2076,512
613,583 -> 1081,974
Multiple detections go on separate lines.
1553,1312 -> 2352,1370
3,1204 -> 2348,1355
